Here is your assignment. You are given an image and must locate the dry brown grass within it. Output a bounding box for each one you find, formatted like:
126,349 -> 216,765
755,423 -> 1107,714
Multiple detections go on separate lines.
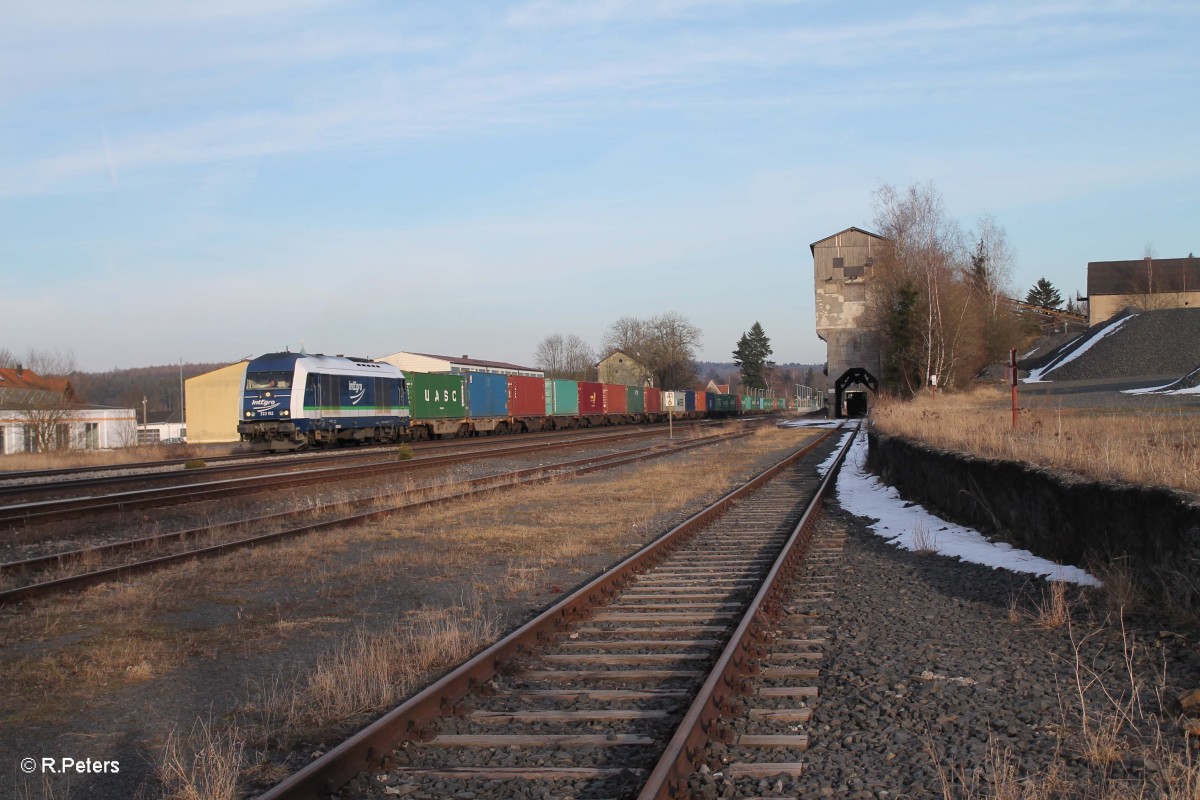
14,775 -> 74,800
159,717 -> 244,800
911,520 -> 939,554
870,388 -> 1200,496
1,426 -> 817,732
935,611 -> 1200,798
0,444 -> 232,472
243,591 -> 501,748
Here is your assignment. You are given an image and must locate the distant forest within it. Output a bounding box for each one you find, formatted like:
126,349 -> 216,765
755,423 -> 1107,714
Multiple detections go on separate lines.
71,364 -> 226,411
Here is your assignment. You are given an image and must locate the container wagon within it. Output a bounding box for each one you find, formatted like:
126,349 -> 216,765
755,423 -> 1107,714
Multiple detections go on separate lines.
408,372 -> 467,439
507,375 -> 546,431
545,379 -> 580,428
465,372 -> 509,433
578,381 -> 605,423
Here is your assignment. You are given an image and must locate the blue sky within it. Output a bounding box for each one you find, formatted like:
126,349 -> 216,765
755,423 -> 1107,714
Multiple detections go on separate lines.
2,0 -> 1197,372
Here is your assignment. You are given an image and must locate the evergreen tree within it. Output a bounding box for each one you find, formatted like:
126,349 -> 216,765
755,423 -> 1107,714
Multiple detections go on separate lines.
883,280 -> 923,393
1025,277 -> 1063,309
733,322 -> 773,390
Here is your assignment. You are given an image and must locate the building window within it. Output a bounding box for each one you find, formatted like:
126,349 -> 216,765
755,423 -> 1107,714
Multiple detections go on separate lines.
844,265 -> 865,280
23,425 -> 37,452
85,422 -> 99,449
832,257 -> 844,268
55,424 -> 70,450
0,425 -> 5,455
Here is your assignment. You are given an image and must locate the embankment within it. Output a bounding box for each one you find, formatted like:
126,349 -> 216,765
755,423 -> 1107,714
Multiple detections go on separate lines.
867,431 -> 1200,609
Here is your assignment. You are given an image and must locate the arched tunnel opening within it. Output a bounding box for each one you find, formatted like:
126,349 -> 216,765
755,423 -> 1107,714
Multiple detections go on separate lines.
834,367 -> 878,419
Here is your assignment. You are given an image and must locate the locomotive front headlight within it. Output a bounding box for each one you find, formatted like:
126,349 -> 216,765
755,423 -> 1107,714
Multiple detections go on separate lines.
245,411 -> 252,417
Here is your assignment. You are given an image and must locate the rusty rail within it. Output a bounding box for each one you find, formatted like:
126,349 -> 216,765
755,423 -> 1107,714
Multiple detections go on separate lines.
253,424 -> 843,800
637,422 -> 858,798
0,429 -> 750,606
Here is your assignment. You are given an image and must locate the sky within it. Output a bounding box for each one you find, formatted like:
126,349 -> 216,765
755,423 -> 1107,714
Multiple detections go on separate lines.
2,1 -> 1197,373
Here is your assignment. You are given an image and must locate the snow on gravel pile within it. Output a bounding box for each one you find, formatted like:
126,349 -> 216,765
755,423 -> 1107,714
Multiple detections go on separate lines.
1124,362 -> 1200,395
1023,307 -> 1200,382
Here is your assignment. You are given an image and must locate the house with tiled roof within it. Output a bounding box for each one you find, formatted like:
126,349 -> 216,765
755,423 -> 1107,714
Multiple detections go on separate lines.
597,350 -> 651,386
0,366 -> 135,454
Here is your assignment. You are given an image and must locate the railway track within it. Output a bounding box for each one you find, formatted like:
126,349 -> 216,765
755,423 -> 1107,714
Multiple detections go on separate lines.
0,427 -> 662,485
0,424 -> 714,528
0,426 -> 757,606
0,422 -> 717,498
253,422 -> 857,800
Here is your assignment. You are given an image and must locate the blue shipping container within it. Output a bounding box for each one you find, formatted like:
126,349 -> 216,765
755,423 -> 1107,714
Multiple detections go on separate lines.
705,392 -> 716,411
466,372 -> 508,419
684,390 -> 696,412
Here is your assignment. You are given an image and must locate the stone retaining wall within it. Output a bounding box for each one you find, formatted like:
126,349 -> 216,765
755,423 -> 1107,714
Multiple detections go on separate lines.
867,431 -> 1200,609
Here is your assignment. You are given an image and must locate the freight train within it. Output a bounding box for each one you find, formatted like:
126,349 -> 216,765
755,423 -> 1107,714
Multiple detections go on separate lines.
237,352 -> 785,451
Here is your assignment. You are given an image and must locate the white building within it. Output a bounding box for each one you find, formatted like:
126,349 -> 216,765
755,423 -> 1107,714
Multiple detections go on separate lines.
377,352 -> 543,377
0,405 -> 137,454
0,366 -> 137,454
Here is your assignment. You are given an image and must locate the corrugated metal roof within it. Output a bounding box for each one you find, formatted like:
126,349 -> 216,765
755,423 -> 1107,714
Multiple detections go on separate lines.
1088,258 -> 1200,296
409,353 -> 540,372
809,226 -> 887,254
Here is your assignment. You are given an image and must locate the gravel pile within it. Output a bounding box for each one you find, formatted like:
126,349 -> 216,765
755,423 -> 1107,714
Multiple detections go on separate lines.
1034,307 -> 1200,381
1146,362 -> 1200,392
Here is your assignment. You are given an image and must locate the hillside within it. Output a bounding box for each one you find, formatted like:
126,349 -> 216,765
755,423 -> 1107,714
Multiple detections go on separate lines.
71,363 -> 227,410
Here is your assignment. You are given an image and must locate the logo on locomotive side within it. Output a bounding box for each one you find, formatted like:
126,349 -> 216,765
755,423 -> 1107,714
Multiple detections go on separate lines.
348,380 -> 366,405
251,399 -> 281,413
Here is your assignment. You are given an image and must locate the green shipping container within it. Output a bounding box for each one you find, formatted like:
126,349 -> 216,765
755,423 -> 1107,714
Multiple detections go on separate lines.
544,379 -> 580,415
714,394 -> 736,413
625,385 -> 645,413
408,372 -> 466,419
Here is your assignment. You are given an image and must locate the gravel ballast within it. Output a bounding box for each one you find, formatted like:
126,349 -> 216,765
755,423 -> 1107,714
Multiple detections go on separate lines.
716,505 -> 1200,799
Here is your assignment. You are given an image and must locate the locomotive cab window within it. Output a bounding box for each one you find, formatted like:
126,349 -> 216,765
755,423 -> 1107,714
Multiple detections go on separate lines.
246,372 -> 293,390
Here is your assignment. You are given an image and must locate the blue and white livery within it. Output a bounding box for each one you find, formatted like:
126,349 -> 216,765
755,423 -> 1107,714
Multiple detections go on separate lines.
237,353 -> 409,451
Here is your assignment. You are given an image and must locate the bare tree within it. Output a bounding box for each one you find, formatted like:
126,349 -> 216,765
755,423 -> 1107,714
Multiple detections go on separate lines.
0,351 -> 81,452
967,215 -> 1025,369
535,334 -> 567,376
644,312 -> 702,389
601,313 -> 701,388
0,347 -> 15,369
22,347 -> 78,377
868,182 -> 974,392
601,317 -> 650,362
535,333 -> 596,381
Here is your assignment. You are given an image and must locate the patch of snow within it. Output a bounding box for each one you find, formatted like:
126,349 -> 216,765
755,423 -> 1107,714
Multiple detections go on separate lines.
833,432 -> 1100,586
778,419 -> 839,429
1022,314 -> 1135,383
1123,382 -> 1200,396
816,429 -> 855,475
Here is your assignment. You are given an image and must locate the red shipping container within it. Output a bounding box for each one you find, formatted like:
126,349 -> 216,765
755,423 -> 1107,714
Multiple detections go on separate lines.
645,387 -> 662,413
578,381 -> 604,415
694,391 -> 708,412
605,384 -> 627,413
506,375 -> 545,417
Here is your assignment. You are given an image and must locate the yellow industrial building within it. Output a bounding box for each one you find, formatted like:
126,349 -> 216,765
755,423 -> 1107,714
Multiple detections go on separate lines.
184,361 -> 248,443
